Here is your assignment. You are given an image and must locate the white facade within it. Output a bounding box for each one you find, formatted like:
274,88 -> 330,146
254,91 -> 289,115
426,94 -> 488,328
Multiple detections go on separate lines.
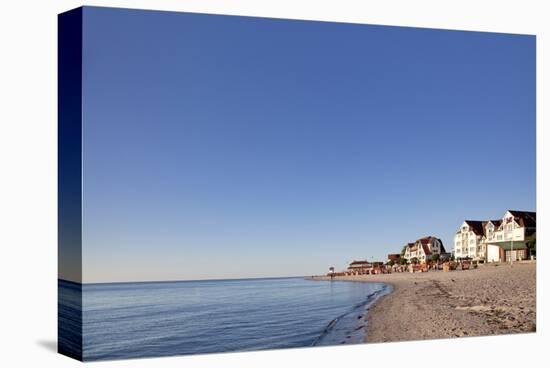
453,221 -> 484,260
403,243 -> 423,262
483,211 -> 533,262
492,211 -> 528,243
486,244 -> 501,262
403,237 -> 444,263
453,211 -> 536,262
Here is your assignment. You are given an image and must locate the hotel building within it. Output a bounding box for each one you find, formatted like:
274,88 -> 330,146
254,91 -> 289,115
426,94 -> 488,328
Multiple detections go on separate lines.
453,210 -> 536,262
403,236 -> 447,263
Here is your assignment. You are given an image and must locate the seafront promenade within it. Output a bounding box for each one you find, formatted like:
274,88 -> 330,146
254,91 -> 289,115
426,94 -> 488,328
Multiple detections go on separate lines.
307,262 -> 536,342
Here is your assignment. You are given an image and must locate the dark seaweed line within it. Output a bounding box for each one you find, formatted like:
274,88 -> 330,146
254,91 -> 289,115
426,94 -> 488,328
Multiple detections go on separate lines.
310,290 -> 382,346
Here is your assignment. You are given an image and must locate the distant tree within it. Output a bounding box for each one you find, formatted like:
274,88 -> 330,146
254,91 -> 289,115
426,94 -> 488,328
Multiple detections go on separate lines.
411,257 -> 419,264
400,245 -> 407,256
450,254 -> 455,261
400,258 -> 408,265
526,232 -> 536,257
431,254 -> 440,263
387,260 -> 395,267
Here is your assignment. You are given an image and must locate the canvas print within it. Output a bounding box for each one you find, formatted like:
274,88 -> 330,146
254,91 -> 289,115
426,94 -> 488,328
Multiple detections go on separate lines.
58,6 -> 536,361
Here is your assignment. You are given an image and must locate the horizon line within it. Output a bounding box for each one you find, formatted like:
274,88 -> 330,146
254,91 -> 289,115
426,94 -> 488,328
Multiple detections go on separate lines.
59,274 -> 309,286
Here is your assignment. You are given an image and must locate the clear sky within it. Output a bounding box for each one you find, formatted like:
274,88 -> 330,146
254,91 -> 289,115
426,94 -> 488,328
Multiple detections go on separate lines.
79,6 -> 535,283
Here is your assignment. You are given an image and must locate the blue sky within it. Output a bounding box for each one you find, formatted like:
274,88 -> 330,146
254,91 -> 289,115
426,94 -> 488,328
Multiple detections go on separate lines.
79,7 -> 535,282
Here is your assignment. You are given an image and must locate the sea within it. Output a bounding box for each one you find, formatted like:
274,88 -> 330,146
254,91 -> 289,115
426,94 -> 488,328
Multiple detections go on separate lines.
58,277 -> 391,361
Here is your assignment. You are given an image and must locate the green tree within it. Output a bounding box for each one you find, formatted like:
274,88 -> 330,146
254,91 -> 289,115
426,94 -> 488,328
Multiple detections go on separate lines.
526,232 -> 536,257
400,245 -> 407,256
431,253 -> 440,263
387,260 -> 395,267
400,258 -> 408,265
411,257 -> 419,264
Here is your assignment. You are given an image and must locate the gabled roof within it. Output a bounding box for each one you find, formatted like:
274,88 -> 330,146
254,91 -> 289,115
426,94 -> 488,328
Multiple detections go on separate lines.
416,236 -> 441,245
508,210 -> 536,228
464,220 -> 484,236
418,237 -> 431,245
404,242 -> 416,252
421,243 -> 432,256
387,254 -> 401,261
488,219 -> 502,227
408,236 -> 445,256
349,260 -> 370,266
482,220 -> 502,235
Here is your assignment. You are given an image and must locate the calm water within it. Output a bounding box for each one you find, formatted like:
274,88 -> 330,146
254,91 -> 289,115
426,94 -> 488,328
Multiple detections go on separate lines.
59,278 -> 390,361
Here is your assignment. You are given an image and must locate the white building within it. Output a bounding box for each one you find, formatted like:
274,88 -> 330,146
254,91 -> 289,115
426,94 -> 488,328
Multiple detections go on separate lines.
453,210 -> 536,262
484,210 -> 536,262
403,236 -> 447,263
481,220 -> 502,262
453,220 -> 487,261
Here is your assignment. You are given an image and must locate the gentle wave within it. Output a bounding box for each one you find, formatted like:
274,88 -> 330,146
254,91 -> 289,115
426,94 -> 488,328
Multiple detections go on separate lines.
59,277 -> 390,360
311,288 -> 391,346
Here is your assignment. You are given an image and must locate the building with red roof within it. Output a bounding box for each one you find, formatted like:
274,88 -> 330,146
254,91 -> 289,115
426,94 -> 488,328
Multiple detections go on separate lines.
402,236 -> 446,263
453,210 -> 536,262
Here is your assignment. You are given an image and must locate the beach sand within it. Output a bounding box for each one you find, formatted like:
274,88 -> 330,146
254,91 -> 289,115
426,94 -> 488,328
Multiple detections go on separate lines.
309,262 -> 536,343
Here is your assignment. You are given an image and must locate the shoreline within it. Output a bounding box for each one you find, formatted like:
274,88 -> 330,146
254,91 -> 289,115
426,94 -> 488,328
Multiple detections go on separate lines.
307,262 -> 536,343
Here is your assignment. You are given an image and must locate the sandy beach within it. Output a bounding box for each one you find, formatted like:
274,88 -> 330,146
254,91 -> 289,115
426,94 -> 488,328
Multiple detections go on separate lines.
308,262 -> 536,343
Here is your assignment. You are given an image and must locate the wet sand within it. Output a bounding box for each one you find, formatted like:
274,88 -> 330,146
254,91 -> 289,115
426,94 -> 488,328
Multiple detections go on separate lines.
308,262 -> 536,343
